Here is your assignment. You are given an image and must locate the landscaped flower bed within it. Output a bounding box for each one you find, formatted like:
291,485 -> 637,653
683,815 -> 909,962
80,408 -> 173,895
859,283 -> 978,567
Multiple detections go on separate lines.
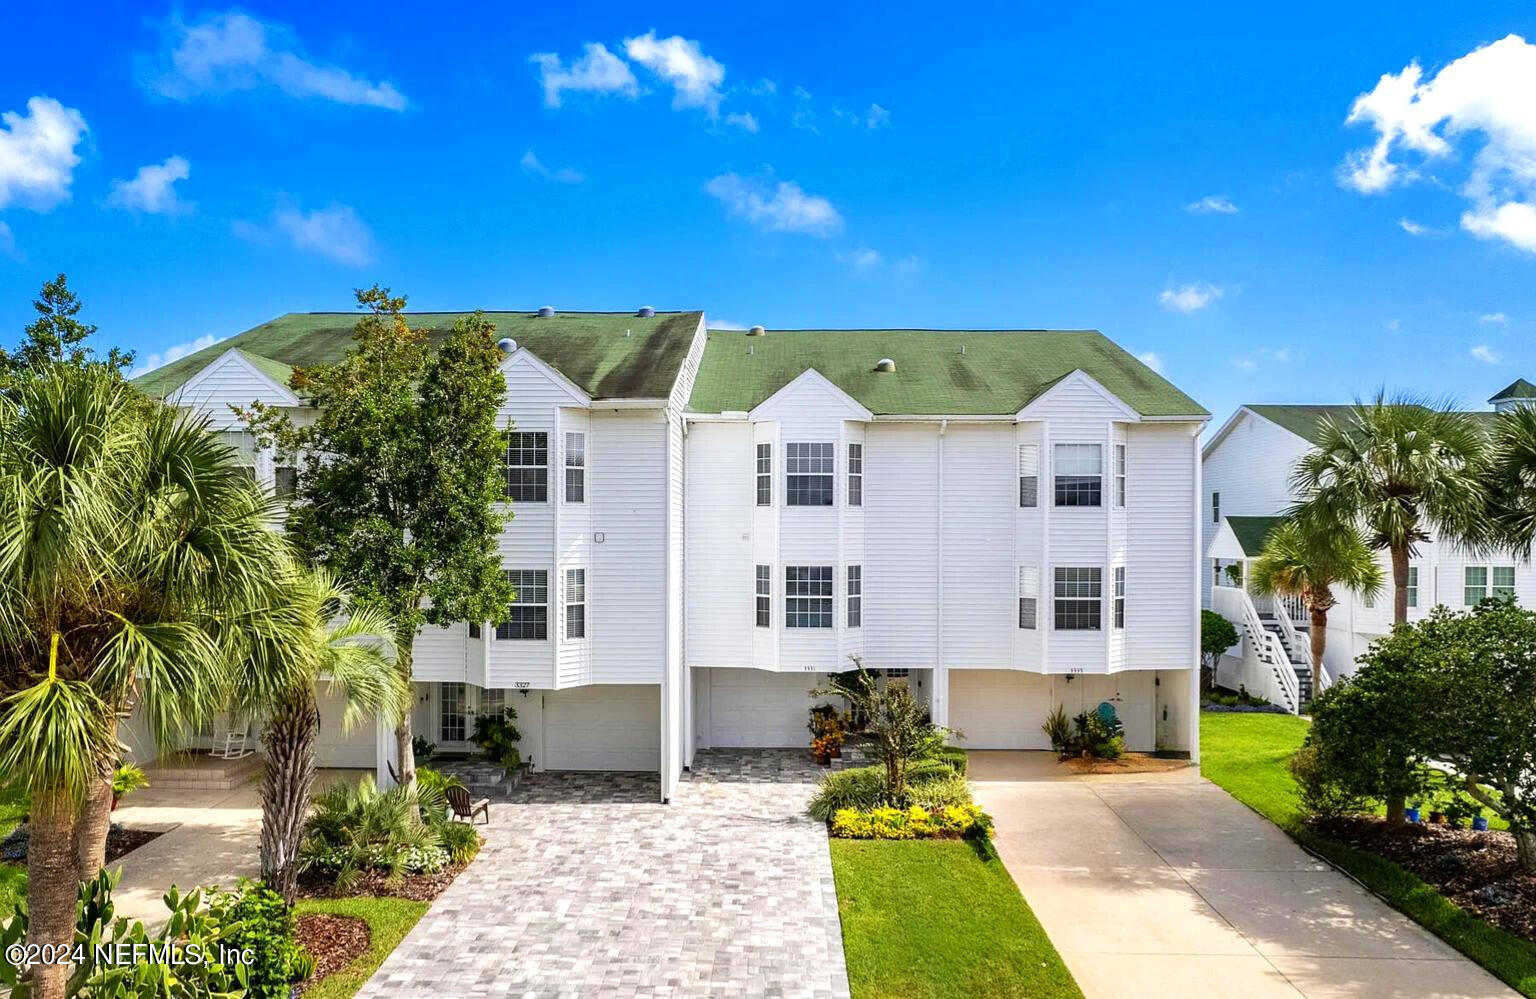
1314,817 -> 1536,944
830,803 -> 991,840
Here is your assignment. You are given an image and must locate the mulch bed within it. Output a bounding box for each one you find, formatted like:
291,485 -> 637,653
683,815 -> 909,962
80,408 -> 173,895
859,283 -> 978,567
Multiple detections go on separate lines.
2,824 -> 163,866
1312,816 -> 1536,943
1062,753 -> 1190,775
295,860 -> 470,903
294,914 -> 370,994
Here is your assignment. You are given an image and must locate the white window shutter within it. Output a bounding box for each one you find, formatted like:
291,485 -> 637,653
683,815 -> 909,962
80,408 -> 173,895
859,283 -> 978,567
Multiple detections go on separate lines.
1019,565 -> 1039,598
1018,443 -> 1038,476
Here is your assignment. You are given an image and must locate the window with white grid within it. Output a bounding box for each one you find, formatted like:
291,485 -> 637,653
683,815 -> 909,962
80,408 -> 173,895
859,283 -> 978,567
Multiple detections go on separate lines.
496,569 -> 548,639
1465,566 -> 1488,606
565,568 -> 586,639
564,432 -> 585,503
1114,566 -> 1126,628
440,682 -> 466,742
756,443 -> 772,506
1406,566 -> 1418,608
1493,565 -> 1516,600
847,565 -> 862,627
1018,444 -> 1039,508
785,566 -> 834,627
504,431 -> 548,502
756,565 -> 771,628
1054,444 -> 1102,507
847,443 -> 863,506
1018,566 -> 1039,630
480,687 -> 505,721
1115,444 -> 1126,507
1054,567 -> 1102,630
786,443 -> 834,506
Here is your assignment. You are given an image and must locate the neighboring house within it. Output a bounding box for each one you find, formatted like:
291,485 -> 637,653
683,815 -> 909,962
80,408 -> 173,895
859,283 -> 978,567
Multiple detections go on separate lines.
1202,381 -> 1536,712
133,310 -> 1210,798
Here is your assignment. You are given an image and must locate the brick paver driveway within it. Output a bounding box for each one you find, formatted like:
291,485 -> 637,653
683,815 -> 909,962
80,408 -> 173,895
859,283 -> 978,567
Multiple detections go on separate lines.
358,750 -> 849,999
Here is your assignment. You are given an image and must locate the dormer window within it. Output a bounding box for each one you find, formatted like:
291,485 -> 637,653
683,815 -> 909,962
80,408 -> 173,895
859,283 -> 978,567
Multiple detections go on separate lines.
786,443 -> 834,506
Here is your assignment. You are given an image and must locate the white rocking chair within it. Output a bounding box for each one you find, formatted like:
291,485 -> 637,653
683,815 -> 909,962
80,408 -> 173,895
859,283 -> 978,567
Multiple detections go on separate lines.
213,722 -> 253,760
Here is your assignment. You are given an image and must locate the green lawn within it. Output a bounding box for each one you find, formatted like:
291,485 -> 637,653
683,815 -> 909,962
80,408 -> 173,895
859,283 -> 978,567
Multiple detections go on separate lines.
1201,710 -> 1536,998
294,896 -> 429,999
0,786 -> 27,913
831,839 -> 1082,999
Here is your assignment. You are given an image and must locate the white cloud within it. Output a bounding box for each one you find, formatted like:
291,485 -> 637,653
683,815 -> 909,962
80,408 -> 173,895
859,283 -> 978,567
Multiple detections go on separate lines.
234,199 -> 375,266
530,42 -> 637,108
1233,357 -> 1257,371
1472,343 -> 1502,363
0,96 -> 87,211
791,86 -> 818,132
108,156 -> 193,214
0,222 -> 17,259
833,101 -> 892,130
709,317 -> 750,330
1481,312 -> 1509,324
1398,217 -> 1430,235
130,332 -> 224,376
837,246 -> 884,271
1233,346 -> 1299,371
623,31 -> 725,114
724,111 -> 759,133
520,149 -> 584,184
704,172 -> 842,236
1158,282 -> 1222,313
145,11 -> 406,109
1342,34 -> 1536,253
1385,318 -> 1402,331
1186,194 -> 1238,214
1137,351 -> 1166,374
865,103 -> 890,129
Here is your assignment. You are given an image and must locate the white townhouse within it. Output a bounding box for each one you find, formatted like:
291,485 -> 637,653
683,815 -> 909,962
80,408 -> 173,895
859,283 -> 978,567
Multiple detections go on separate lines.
1203,381 -> 1536,713
134,310 -> 1210,799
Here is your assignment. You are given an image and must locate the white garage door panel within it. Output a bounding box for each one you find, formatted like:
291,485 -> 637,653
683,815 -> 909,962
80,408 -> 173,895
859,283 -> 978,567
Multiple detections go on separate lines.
315,686 -> 376,768
948,670 -> 1052,750
544,685 -> 660,771
709,670 -> 820,748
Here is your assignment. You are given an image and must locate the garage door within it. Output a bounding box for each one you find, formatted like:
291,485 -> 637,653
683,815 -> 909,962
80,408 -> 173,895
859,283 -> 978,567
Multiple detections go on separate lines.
315,685 -> 377,768
543,685 -> 660,771
707,669 -> 820,747
948,670 -> 1052,749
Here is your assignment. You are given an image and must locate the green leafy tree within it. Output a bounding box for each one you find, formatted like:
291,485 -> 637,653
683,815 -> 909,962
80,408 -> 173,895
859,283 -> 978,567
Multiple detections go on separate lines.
1249,514 -> 1382,681
0,275 -> 133,389
0,367 -> 287,998
243,287 -> 513,789
228,568 -> 407,903
1199,609 -> 1239,692
1487,403 -> 1536,554
814,657 -> 934,804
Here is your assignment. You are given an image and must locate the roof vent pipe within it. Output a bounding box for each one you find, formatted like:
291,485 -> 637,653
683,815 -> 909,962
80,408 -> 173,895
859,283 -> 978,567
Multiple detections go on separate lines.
637,306 -> 655,318
747,325 -> 766,336
875,358 -> 896,372
496,337 -> 518,355
537,305 -> 555,318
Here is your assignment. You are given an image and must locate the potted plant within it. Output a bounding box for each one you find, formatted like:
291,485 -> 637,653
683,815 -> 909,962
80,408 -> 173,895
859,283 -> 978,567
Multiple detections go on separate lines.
1472,815 -> 1490,832
811,736 -> 834,766
111,763 -> 149,810
1403,803 -> 1421,824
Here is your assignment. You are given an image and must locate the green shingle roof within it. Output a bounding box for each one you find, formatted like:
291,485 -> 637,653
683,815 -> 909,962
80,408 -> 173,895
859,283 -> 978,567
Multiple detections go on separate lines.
1490,378 -> 1536,403
1227,515 -> 1287,557
1243,405 -> 1361,444
133,311 -> 704,401
686,328 -> 1207,417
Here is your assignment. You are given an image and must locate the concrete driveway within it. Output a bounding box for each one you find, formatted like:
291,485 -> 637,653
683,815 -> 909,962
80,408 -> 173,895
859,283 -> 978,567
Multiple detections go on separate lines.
970,752 -> 1519,999
358,750 -> 848,999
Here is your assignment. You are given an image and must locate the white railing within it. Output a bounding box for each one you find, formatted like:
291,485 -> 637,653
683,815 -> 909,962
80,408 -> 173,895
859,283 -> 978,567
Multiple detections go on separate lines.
1211,585 -> 1301,714
1272,595 -> 1332,694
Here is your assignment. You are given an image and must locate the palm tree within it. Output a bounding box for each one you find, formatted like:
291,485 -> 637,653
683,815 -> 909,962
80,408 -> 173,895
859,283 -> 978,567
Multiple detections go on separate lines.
1486,404 -> 1536,556
1292,393 -> 1488,627
229,568 -> 406,903
1291,392 -> 1486,823
1249,515 -> 1383,683
0,367 -> 288,998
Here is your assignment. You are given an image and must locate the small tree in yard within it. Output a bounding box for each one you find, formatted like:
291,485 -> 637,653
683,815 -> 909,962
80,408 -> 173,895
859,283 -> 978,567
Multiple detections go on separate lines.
244,287 -> 513,789
1200,610 -> 1238,692
1250,514 -> 1382,678
814,658 -> 930,804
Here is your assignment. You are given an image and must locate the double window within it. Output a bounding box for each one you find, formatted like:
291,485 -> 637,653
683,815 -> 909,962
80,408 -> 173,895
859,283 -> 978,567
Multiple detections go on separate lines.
847,444 -> 863,506
1054,567 -> 1102,630
504,431 -> 548,502
564,432 -> 585,503
564,569 -> 586,639
786,443 -> 835,505
785,566 -> 834,627
496,569 -> 548,640
756,444 -> 772,506
1018,566 -> 1039,630
1467,565 -> 1515,605
1018,444 -> 1039,508
1054,444 -> 1102,507
847,565 -> 862,627
756,565 -> 772,627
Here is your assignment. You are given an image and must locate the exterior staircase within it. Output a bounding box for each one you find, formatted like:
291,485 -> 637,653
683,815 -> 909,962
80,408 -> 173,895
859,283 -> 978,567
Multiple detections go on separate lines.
1259,613 -> 1312,710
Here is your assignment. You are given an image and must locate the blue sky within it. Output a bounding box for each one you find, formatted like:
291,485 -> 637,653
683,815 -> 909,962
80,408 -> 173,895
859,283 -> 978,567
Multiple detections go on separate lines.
1,3 -> 1534,424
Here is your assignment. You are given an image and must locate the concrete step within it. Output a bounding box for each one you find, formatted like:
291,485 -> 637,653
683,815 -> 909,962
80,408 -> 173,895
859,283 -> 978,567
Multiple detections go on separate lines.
143,752 -> 261,791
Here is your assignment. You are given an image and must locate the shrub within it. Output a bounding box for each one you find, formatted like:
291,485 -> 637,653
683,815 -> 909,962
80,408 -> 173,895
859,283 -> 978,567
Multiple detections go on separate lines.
910,774 -> 974,811
222,878 -> 314,998
412,735 -> 437,762
1288,740 -> 1371,819
439,821 -> 483,865
111,761 -> 149,803
807,760 -> 956,820
470,708 -> 522,764
301,775 -> 447,888
1042,705 -> 1071,753
927,747 -> 968,775
829,803 -> 992,840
